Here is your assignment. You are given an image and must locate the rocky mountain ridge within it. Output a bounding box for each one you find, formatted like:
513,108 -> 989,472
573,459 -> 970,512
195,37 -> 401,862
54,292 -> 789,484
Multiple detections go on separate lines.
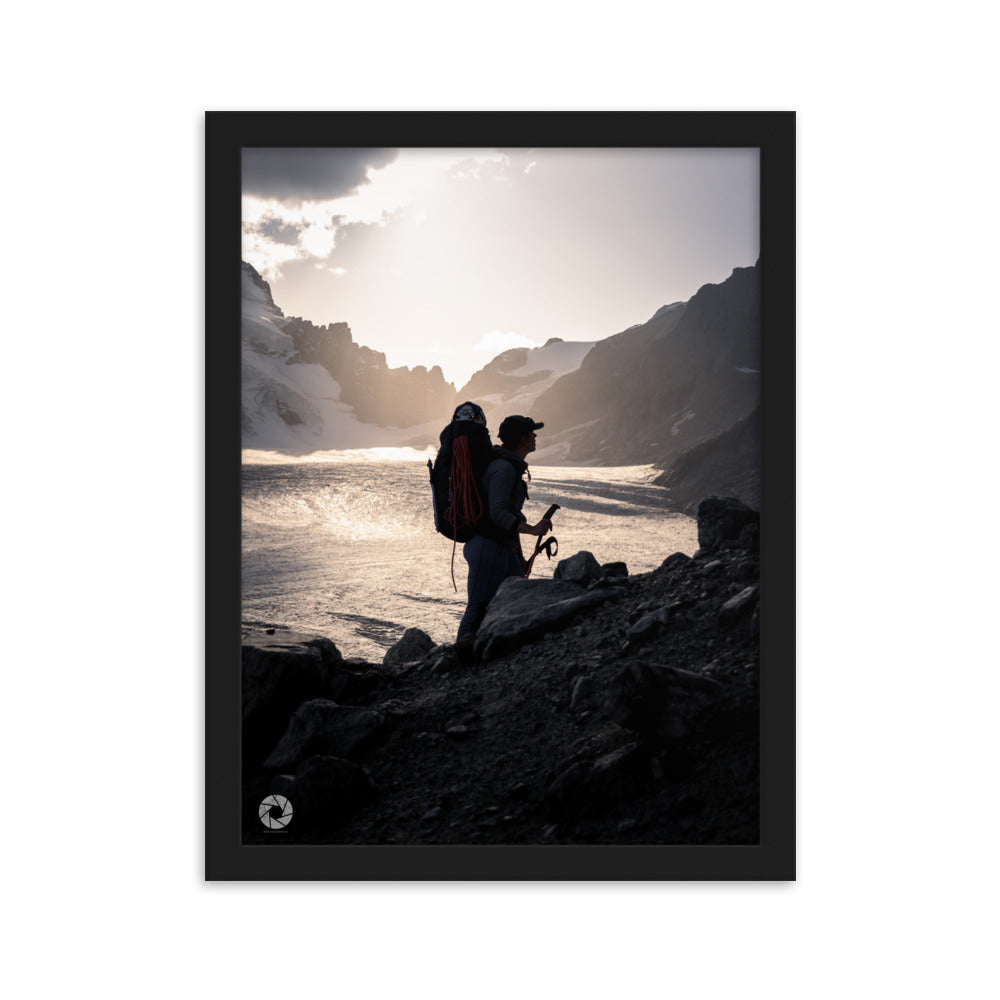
240,261 -> 457,448
282,314 -> 455,427
240,260 -> 760,508
533,263 -> 760,467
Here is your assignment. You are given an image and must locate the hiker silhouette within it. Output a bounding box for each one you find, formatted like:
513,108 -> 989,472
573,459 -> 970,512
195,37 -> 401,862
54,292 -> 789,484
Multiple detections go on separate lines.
454,414 -> 553,644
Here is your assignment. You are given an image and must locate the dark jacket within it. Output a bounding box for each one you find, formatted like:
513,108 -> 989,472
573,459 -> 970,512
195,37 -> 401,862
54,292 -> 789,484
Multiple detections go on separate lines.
481,447 -> 528,542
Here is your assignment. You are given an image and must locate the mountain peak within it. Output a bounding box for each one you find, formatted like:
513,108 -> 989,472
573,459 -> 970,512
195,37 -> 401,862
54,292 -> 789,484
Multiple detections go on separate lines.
241,261 -> 280,312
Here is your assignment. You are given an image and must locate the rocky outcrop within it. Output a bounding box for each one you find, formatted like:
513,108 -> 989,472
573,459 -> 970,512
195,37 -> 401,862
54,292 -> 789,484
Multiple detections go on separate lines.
242,631 -> 377,768
283,312 -> 457,427
695,496 -> 760,553
241,498 -> 761,846
472,575 -> 625,661
263,699 -> 386,769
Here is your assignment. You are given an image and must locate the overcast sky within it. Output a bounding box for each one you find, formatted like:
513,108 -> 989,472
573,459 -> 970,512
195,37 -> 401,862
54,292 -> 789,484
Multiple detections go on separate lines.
242,146 -> 759,388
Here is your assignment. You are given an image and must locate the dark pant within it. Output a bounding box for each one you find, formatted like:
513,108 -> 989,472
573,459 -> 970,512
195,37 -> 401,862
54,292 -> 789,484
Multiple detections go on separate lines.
456,534 -> 524,641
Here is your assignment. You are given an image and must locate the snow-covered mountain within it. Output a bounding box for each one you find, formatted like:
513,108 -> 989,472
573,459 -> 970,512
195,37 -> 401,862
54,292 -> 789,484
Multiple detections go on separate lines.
452,337 -> 596,459
240,262 -> 452,452
241,260 -> 599,455
240,258 -> 760,507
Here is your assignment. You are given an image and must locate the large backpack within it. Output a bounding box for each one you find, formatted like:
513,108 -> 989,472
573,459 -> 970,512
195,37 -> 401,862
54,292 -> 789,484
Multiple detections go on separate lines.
427,402 -> 495,544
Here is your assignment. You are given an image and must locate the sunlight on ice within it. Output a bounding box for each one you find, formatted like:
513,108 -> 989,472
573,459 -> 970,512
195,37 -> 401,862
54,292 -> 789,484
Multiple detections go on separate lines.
243,446 -> 436,465
242,459 -> 698,661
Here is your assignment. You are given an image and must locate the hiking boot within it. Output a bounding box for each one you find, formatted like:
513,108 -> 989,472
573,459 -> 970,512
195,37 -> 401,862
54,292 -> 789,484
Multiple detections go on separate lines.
452,635 -> 476,665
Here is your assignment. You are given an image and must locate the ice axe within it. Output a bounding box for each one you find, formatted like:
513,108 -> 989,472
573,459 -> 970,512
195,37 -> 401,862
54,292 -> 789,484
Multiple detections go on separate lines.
525,504 -> 560,578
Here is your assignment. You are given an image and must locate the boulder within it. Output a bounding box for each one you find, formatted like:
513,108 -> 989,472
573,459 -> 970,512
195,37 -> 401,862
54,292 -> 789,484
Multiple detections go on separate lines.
242,630 -> 365,767
383,627 -> 436,666
696,496 -> 759,552
243,631 -> 342,716
659,552 -> 692,573
602,562 -> 629,578
627,609 -> 668,642
719,584 -> 760,625
569,675 -> 597,712
473,577 -> 624,661
553,550 -> 604,587
263,699 -> 386,769
545,743 -> 650,819
605,660 -> 723,744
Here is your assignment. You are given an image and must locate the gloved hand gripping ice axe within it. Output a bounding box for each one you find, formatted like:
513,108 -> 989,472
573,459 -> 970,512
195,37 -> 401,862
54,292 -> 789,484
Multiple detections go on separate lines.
525,504 -> 560,578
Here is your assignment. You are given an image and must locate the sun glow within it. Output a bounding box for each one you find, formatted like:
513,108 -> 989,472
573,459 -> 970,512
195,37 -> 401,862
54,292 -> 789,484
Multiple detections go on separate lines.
242,146 -> 760,390
242,151 -> 508,279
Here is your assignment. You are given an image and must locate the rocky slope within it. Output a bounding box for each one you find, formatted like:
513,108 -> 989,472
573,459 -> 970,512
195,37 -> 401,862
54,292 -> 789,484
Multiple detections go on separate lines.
242,497 -> 760,846
654,408 -> 760,513
532,263 -> 760,467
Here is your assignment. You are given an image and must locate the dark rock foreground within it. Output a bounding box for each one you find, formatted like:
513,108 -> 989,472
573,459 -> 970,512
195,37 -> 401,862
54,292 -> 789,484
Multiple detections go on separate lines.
242,497 -> 760,846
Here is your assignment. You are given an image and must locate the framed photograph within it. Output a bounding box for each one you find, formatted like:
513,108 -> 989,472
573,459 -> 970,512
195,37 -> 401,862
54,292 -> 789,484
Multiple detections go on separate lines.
206,111 -> 795,880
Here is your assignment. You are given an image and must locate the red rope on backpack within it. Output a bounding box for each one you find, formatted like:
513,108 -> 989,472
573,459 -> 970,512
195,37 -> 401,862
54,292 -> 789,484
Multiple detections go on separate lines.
445,435 -> 485,591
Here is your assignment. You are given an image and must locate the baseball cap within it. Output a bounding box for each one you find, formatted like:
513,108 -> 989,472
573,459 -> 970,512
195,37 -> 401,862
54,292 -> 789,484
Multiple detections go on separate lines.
498,415 -> 544,445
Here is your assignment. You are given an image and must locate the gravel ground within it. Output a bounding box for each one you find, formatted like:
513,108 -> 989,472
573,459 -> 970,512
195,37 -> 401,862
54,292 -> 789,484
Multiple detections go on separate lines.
243,535 -> 760,847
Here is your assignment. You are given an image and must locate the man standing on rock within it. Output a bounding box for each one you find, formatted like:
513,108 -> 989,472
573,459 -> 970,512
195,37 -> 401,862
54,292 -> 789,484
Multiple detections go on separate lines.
455,415 -> 553,646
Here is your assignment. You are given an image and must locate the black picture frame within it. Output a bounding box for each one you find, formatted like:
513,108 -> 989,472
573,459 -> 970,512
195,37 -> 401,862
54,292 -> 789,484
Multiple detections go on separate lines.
206,111 -> 795,881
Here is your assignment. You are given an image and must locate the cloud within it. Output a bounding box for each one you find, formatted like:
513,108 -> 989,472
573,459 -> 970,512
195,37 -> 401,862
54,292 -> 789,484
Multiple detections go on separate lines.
241,226 -> 301,278
241,212 -> 330,279
474,330 -> 540,354
445,151 -> 510,182
242,200 -> 350,278
257,216 -> 303,245
242,148 -> 398,203
240,147 -> 529,282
